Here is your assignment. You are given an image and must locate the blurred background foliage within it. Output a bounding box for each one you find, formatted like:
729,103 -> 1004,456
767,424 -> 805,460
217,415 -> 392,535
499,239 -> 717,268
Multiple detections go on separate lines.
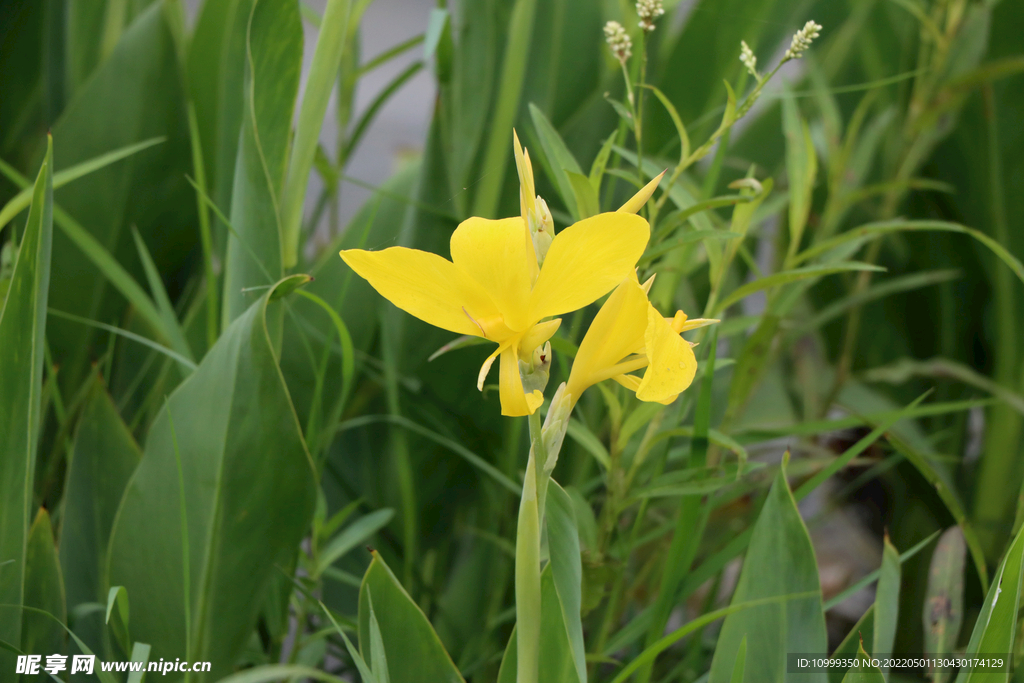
1,0 -> 1024,680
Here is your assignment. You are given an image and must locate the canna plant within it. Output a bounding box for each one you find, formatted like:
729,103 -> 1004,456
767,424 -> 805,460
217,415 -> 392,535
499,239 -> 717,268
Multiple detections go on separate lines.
339,134 -> 716,681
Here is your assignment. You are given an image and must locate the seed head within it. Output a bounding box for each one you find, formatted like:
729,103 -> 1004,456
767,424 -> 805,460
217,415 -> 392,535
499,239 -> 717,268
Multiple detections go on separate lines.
604,21 -> 632,63
739,40 -> 758,78
785,20 -> 822,60
636,0 -> 665,32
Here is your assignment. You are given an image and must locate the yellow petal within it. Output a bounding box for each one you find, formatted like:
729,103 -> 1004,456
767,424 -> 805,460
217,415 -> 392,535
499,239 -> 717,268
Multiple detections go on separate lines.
477,347 -> 500,390
617,170 -> 665,214
498,345 -> 542,416
341,247 -> 499,337
514,130 -> 536,216
450,216 -> 536,331
520,318 -> 561,355
636,304 -> 698,403
611,373 -> 642,392
529,212 -> 650,320
565,279 -> 648,402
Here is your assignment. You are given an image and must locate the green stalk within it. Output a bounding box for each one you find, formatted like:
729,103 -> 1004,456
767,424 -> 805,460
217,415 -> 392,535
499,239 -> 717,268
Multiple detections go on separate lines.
515,414 -> 545,683
974,85 -> 1021,552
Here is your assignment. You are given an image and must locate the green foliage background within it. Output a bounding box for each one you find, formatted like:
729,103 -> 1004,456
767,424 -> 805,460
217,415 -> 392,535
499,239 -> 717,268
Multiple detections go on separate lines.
1,0 -> 1024,681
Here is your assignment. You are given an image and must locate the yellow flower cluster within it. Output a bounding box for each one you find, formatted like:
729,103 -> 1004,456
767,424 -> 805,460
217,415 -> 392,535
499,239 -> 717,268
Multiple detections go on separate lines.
340,133 -> 713,416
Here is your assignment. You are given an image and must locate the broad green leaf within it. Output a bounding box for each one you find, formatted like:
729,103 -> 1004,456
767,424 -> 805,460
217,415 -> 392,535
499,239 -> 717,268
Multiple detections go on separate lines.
546,482 -> 586,683
924,527 -> 966,683
222,0 -> 302,325
872,536 -> 900,676
357,552 -> 464,683
48,3 -> 194,390
840,642 -> 884,682
0,139 -> 51,664
21,509 -> 66,660
708,457 -> 827,683
953,519 -> 1024,682
187,0 -> 257,214
107,276 -> 317,679
529,104 -> 584,220
60,375 -> 141,659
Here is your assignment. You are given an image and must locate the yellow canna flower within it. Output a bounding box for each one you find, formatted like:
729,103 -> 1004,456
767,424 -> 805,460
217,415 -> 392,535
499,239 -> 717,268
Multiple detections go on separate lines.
341,212 -> 650,416
564,278 -> 716,407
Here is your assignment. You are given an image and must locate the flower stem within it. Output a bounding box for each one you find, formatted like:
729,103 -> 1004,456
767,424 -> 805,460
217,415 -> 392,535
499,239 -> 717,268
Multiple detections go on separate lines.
516,414 -> 546,683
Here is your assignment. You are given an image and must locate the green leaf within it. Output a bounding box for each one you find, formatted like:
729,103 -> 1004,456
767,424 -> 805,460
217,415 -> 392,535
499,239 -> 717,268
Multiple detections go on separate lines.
872,535 -> 900,675
546,482 -> 586,683
127,642 -> 152,683
222,0 -> 302,325
565,170 -> 599,220
0,138 -> 51,662
471,0 -> 537,219
730,637 -> 747,683
186,0 -> 255,214
60,376 -> 141,655
953,524 -> 1024,682
588,132 -> 616,193
782,95 -> 817,258
794,221 -> 1024,288
0,138 -> 165,231
840,642 -> 885,682
48,3 -> 194,390
314,509 -> 395,579
885,431 -> 988,593
565,419 -> 610,469
828,606 -> 874,683
357,552 -> 465,683
528,103 -> 584,220
131,227 -> 195,370
713,263 -> 886,315
281,0 -> 361,267
424,8 -> 450,59
924,527 -> 966,683
367,593 -> 391,683
21,509 -> 66,659
107,276 -> 317,679
105,585 -> 131,656
708,457 -> 827,683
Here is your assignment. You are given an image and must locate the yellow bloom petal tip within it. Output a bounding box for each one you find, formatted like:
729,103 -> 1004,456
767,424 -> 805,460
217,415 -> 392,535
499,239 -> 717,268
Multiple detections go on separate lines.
618,170 -> 666,214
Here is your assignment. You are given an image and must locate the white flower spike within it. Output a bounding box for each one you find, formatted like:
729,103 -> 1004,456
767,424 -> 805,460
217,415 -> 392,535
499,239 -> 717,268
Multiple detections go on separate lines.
785,20 -> 822,60
636,0 -> 665,32
604,21 -> 632,63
